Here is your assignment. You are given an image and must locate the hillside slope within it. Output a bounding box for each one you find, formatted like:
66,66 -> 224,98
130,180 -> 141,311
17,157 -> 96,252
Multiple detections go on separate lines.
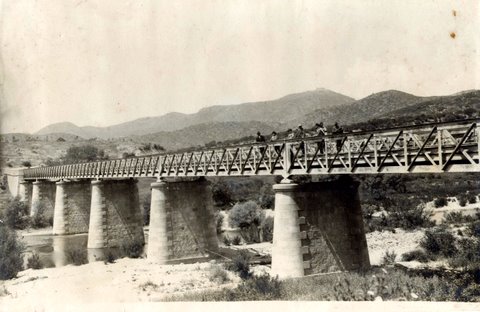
36,88 -> 354,139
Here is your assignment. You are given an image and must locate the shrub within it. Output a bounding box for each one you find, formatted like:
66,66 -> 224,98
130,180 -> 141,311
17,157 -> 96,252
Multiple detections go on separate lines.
434,197 -> 448,208
223,236 -> 231,246
467,220 -> 480,238
61,145 -> 108,164
0,226 -> 25,279
212,181 -> 234,208
65,246 -> 88,265
31,203 -> 50,228
459,197 -> 468,207
235,273 -> 282,300
384,205 -> 435,230
443,211 -> 471,224
420,227 -> 457,259
467,194 -> 477,204
448,238 -> 480,268
1,197 -> 30,229
231,236 -> 241,246
381,250 -> 397,265
21,161 -> 32,168
226,250 -> 251,280
401,249 -> 430,262
142,194 -> 151,226
229,201 -> 265,243
26,253 -> 43,270
215,211 -> 224,234
209,265 -> 230,284
261,216 -> 274,242
121,239 -> 144,258
103,250 -> 118,264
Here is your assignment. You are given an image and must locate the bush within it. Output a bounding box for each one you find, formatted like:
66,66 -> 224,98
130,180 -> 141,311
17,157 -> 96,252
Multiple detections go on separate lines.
223,236 -> 231,246
443,211 -> 474,224
0,226 -> 25,279
21,161 -> 32,168
103,250 -> 118,264
383,205 -> 435,230
401,249 -> 430,262
31,203 -> 50,229
65,246 -> 88,265
142,194 -> 151,226
235,273 -> 282,300
26,253 -> 43,270
467,194 -> 478,204
226,250 -> 251,280
209,265 -> 230,284
381,250 -> 397,265
459,196 -> 468,207
229,201 -> 265,243
420,227 -> 457,259
215,211 -> 224,234
212,181 -> 234,208
434,197 -> 448,208
62,145 -> 108,164
1,197 -> 30,230
448,238 -> 480,268
467,220 -> 480,238
261,216 -> 274,242
121,239 -> 144,258
231,236 -> 241,246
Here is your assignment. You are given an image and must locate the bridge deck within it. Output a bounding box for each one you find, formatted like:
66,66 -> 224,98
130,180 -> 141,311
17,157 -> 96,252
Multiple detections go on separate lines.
23,119 -> 480,180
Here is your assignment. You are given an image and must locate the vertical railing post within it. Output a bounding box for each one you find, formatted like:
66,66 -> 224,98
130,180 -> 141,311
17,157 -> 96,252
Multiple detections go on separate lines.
437,129 -> 443,167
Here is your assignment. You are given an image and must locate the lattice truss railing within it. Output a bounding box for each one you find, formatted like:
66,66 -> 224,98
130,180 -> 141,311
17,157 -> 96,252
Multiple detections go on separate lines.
23,120 -> 480,180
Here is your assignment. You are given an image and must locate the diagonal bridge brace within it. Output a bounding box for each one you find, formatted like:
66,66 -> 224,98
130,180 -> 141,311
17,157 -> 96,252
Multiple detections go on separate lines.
441,123 -> 477,171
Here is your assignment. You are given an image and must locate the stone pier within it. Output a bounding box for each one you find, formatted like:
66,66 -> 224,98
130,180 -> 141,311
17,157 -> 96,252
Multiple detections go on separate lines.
271,176 -> 370,279
147,178 -> 218,263
87,179 -> 144,250
30,180 -> 55,219
18,181 -> 32,203
52,180 -> 91,235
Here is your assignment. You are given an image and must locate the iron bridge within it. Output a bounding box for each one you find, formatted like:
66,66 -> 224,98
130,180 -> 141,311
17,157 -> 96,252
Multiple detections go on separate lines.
23,119 -> 480,180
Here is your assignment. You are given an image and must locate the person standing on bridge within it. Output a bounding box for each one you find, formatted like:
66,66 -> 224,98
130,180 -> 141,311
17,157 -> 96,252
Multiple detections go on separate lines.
313,122 -> 327,154
294,125 -> 306,157
256,131 -> 266,155
270,131 -> 281,155
332,122 -> 344,152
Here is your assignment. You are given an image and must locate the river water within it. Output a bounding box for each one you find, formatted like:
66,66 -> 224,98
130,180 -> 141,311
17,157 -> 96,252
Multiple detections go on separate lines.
20,231 -> 148,268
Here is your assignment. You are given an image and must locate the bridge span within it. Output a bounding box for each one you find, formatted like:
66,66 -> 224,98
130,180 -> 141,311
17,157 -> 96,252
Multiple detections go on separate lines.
4,119 -> 480,279
23,119 -> 480,180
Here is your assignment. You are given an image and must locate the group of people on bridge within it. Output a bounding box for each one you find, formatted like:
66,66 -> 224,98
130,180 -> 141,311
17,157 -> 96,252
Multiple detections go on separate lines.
255,122 -> 345,157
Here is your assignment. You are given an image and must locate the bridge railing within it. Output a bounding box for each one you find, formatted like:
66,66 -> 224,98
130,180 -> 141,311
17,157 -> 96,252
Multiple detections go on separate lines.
23,119 -> 480,180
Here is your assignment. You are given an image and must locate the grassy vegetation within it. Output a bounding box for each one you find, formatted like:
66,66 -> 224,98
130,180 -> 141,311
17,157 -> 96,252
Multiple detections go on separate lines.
164,267 -> 465,301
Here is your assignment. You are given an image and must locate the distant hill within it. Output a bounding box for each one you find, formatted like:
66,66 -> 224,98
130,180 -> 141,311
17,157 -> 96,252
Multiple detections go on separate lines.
135,121 -> 280,151
349,90 -> 480,131
290,90 -> 430,129
36,88 -> 355,139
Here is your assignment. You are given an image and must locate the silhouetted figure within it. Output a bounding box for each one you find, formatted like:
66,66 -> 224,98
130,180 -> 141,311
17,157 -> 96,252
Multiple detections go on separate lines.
313,122 -> 327,154
271,131 -> 281,154
332,122 -> 344,152
256,131 -> 266,155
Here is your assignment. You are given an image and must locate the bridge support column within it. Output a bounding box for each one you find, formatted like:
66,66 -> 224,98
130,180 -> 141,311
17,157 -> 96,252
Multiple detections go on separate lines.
53,181 -> 67,235
53,180 -> 91,235
271,177 -> 370,279
147,178 -> 218,263
18,181 -> 32,203
147,181 -> 170,263
87,179 -> 144,251
30,180 -> 55,219
271,181 -> 305,278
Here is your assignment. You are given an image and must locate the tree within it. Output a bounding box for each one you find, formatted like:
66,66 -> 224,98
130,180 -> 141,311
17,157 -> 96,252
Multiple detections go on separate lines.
229,201 -> 265,243
61,145 -> 108,164
0,225 -> 25,280
1,197 -> 30,230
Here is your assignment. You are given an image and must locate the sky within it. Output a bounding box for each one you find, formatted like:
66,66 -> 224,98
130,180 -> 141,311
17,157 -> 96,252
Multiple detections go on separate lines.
0,0 -> 478,134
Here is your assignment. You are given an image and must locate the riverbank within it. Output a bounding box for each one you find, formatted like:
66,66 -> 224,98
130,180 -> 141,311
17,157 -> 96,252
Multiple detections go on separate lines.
0,257 -> 241,309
